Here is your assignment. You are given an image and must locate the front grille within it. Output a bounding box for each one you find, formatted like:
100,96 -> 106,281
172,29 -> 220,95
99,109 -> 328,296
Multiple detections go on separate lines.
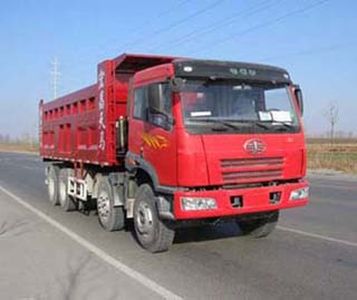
220,157 -> 284,183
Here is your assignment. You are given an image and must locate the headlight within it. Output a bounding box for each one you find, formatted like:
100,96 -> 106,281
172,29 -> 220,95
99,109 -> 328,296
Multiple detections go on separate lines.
290,187 -> 309,200
181,197 -> 217,211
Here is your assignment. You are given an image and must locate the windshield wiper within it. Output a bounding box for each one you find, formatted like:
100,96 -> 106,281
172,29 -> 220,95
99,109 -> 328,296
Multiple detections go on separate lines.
186,118 -> 241,130
269,121 -> 295,130
224,119 -> 296,131
223,119 -> 271,130
250,121 -> 270,130
261,121 -> 296,132
273,121 -> 294,128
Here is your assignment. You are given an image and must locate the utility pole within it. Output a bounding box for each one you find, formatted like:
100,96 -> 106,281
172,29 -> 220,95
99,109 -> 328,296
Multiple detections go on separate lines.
51,57 -> 61,100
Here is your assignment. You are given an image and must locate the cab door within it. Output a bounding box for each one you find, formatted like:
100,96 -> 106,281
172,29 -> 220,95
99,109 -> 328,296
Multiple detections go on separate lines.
129,82 -> 177,187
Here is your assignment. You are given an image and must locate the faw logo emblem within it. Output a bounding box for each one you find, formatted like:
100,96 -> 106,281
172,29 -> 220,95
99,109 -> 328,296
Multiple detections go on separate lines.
243,139 -> 266,155
142,133 -> 169,149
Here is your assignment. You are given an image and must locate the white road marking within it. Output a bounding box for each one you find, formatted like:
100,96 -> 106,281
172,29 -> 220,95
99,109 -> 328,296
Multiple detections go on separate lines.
277,226 -> 357,248
0,185 -> 182,300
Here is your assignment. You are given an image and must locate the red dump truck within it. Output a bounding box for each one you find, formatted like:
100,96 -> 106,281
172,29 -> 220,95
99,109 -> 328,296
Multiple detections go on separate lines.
39,53 -> 309,252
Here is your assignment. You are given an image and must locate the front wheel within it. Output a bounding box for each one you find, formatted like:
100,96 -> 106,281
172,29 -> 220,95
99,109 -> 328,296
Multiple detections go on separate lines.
134,184 -> 175,253
236,211 -> 279,238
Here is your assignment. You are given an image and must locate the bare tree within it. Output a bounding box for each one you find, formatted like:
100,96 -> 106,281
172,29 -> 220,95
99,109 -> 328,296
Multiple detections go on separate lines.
323,102 -> 339,143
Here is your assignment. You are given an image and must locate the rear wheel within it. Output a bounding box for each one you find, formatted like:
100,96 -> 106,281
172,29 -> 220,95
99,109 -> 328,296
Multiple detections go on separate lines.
134,184 -> 175,253
236,211 -> 279,238
58,168 -> 77,211
97,177 -> 125,231
47,165 -> 59,206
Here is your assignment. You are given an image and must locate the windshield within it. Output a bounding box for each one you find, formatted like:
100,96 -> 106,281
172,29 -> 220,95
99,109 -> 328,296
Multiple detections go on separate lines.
179,80 -> 300,134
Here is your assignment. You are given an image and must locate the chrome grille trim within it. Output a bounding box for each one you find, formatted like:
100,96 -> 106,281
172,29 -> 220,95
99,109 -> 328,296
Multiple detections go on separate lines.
221,157 -> 284,183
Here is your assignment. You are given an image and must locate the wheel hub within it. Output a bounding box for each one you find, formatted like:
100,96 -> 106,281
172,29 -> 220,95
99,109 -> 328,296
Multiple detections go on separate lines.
136,202 -> 154,235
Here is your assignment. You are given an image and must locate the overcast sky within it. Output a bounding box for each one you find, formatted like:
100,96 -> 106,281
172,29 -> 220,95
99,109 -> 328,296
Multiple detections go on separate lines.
0,0 -> 356,138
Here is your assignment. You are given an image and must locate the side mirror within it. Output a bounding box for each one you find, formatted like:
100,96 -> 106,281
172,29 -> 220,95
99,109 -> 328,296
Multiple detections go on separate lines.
294,86 -> 304,116
170,78 -> 184,92
147,107 -> 175,131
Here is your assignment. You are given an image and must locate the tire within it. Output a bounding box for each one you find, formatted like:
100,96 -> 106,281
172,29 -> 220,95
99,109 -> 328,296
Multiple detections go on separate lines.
58,168 -> 77,212
47,165 -> 59,206
133,184 -> 175,253
237,211 -> 279,238
97,177 -> 125,231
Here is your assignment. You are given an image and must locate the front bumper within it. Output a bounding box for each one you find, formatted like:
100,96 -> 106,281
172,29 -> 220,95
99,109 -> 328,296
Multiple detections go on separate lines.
173,180 -> 309,220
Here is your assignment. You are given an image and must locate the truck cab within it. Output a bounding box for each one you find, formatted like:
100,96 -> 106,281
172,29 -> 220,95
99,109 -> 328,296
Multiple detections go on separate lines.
126,59 -> 308,221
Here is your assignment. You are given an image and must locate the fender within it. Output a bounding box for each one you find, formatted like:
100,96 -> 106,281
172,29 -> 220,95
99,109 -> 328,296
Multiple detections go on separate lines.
125,151 -> 176,194
92,173 -> 124,207
125,152 -> 176,220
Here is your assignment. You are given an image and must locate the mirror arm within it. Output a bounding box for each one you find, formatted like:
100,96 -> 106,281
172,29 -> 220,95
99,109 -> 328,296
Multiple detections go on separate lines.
293,85 -> 304,116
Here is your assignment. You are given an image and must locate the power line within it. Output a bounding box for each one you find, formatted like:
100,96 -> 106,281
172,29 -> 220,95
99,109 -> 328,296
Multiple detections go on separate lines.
118,0 -> 192,48
149,0 -> 282,52
62,0 -> 224,75
59,0 -> 192,69
190,0 -> 330,56
50,57 -> 61,100
120,0 -> 225,50
258,41 -> 357,62
151,0 -> 223,36
47,0 -> 331,94
155,0 -> 191,19
59,1 -> 272,91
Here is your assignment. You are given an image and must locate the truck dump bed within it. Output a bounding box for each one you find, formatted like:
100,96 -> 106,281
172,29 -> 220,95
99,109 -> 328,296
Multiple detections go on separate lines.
39,53 -> 175,166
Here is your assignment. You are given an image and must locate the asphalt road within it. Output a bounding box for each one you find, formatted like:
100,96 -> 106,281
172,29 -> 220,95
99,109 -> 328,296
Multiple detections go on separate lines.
0,152 -> 356,299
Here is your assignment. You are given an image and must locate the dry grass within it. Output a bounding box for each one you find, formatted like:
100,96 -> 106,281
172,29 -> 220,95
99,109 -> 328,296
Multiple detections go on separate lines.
0,143 -> 38,155
307,138 -> 357,145
307,139 -> 357,174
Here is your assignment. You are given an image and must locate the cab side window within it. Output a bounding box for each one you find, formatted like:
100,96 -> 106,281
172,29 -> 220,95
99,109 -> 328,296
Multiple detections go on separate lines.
148,82 -> 172,116
133,87 -> 148,120
147,82 -> 173,130
133,82 -> 172,130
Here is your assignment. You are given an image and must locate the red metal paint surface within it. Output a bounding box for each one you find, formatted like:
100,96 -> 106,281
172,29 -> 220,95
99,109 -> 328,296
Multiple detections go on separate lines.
128,63 -> 178,185
40,54 -> 176,166
174,130 -> 306,187
173,180 -> 309,220
40,53 -> 308,216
